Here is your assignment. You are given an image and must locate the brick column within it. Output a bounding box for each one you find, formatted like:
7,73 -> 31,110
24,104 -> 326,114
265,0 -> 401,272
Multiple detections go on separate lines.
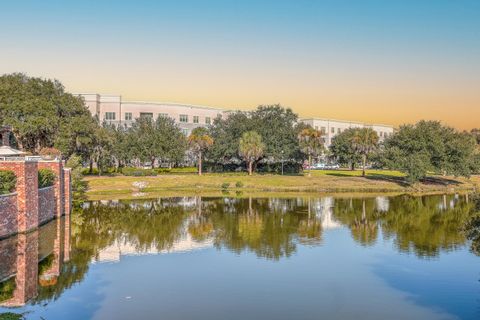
0,231 -> 39,307
0,161 -> 39,233
63,168 -> 72,215
63,214 -> 71,262
38,160 -> 64,217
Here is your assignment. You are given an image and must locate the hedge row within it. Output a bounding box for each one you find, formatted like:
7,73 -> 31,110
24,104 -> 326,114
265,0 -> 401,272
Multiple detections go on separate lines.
0,170 -> 16,195
81,167 -> 198,176
38,169 -> 56,188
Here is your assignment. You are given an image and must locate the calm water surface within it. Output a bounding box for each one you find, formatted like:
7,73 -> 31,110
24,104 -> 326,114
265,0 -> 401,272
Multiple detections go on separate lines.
0,194 -> 479,320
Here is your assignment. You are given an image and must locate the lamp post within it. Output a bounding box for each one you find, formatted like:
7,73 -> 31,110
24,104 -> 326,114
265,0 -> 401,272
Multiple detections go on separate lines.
281,150 -> 284,175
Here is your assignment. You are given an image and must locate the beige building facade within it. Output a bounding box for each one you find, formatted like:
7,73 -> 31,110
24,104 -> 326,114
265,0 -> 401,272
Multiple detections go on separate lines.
77,94 -> 394,144
78,94 -> 224,136
299,118 -> 394,146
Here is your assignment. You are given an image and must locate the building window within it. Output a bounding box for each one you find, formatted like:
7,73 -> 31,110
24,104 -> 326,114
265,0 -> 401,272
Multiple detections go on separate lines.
180,114 -> 188,123
205,117 -> 211,125
321,127 -> 326,134
193,116 -> 199,124
159,113 -> 168,118
182,128 -> 189,136
105,112 -> 116,120
338,128 -> 342,133
125,112 -> 132,121
140,112 -> 153,119
331,127 -> 335,134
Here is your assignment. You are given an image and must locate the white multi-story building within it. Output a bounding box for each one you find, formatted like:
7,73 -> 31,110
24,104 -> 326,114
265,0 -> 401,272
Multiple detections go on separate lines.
299,118 -> 394,146
77,94 -> 394,144
78,94 -> 225,136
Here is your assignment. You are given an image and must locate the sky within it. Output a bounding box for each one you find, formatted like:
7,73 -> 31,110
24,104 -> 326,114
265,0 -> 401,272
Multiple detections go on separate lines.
1,0 -> 479,129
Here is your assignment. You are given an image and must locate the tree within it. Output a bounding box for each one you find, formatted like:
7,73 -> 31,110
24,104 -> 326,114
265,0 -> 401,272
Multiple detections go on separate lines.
352,128 -> 379,177
330,128 -> 362,170
127,116 -> 186,168
207,105 -> 304,172
239,131 -> 265,175
298,127 -> 323,174
188,127 -> 213,175
0,73 -> 96,155
91,125 -> 115,175
382,121 -> 478,183
471,128 -> 480,145
250,105 -> 302,162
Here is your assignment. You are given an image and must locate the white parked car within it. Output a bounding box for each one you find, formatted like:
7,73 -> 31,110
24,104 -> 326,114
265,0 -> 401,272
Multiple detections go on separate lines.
326,164 -> 340,170
313,163 -> 326,170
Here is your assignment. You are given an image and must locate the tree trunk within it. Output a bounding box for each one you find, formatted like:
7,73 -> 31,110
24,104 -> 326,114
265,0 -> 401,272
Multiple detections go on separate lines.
308,155 -> 312,177
362,154 -> 367,177
198,151 -> 202,176
350,162 -> 355,171
89,160 -> 93,174
248,161 -> 253,176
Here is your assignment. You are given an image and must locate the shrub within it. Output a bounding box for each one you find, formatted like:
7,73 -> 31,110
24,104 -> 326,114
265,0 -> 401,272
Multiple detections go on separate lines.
0,277 -> 16,303
235,181 -> 244,188
0,170 -> 16,195
38,169 -> 55,188
154,167 -> 198,174
39,147 -> 62,158
221,182 -> 230,189
81,167 -> 99,176
66,154 -> 88,202
121,167 -> 157,176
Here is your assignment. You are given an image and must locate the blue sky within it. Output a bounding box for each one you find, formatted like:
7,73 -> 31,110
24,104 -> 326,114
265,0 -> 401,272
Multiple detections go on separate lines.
1,0 -> 479,128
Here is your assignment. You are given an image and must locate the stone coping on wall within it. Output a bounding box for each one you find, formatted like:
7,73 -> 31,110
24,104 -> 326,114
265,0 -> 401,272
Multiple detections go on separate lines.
38,186 -> 54,191
0,192 -> 17,198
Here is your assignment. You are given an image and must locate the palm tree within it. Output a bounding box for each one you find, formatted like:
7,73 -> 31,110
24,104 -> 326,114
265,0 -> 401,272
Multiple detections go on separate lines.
188,127 -> 213,175
239,131 -> 265,175
298,127 -> 323,175
351,128 -> 379,177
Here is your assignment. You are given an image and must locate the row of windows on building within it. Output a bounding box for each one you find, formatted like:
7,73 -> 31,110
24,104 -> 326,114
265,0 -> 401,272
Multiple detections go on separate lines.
314,125 -> 391,138
104,112 -> 212,124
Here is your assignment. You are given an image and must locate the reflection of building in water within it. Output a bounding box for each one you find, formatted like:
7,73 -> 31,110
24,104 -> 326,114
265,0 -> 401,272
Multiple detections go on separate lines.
309,197 -> 342,230
375,196 -> 390,212
94,233 -> 213,263
437,194 -> 459,211
0,216 -> 70,307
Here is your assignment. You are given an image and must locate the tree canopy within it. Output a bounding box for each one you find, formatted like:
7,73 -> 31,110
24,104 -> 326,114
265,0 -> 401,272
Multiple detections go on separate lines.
382,121 -> 478,182
0,73 -> 95,156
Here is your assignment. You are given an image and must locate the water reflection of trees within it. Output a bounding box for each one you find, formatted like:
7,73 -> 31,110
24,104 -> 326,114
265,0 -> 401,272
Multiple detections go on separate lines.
34,198 -> 193,304
333,194 -> 474,257
4,193 -> 475,306
190,197 -> 323,261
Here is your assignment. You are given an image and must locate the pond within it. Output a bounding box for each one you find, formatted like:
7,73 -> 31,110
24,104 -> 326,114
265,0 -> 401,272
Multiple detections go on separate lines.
0,194 -> 479,320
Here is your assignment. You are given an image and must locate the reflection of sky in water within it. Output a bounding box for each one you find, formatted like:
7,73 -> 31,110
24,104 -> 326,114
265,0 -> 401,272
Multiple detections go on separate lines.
0,194 -> 478,320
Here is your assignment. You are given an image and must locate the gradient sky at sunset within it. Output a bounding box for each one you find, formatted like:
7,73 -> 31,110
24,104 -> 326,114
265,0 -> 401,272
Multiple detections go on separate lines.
1,0 -> 479,129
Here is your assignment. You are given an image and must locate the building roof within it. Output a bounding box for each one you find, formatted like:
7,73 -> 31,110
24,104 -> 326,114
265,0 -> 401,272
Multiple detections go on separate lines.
122,100 -> 228,112
0,146 -> 25,156
300,117 -> 394,128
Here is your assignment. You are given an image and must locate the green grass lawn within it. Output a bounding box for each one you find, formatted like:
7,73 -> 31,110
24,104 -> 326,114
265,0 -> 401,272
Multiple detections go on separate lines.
83,169 -> 479,200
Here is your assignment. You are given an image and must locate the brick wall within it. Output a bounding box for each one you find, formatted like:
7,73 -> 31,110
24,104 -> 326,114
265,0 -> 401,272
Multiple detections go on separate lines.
0,193 -> 18,239
0,159 -> 71,239
38,161 -> 64,218
0,234 -> 17,281
38,187 -> 55,225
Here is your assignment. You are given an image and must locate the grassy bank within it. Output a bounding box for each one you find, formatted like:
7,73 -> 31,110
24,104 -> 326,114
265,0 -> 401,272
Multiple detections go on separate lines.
84,169 -> 480,200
